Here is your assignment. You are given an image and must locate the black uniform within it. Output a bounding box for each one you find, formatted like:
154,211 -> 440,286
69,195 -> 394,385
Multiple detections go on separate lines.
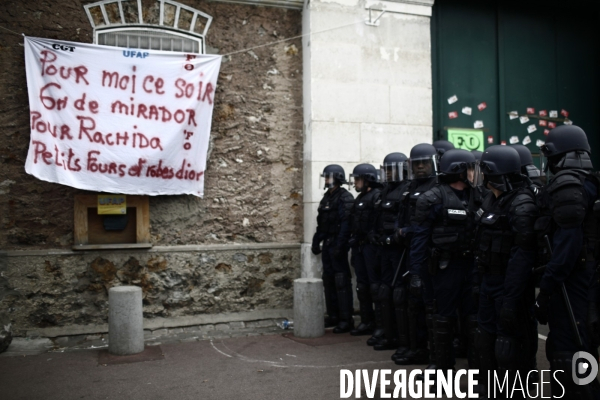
313,186 -> 354,324
372,179 -> 410,350
474,186 -> 538,396
412,183 -> 476,371
350,187 -> 382,332
393,176 -> 437,365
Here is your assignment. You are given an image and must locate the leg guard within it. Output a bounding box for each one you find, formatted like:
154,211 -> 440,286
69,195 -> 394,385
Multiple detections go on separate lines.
374,284 -> 399,350
350,283 -> 374,336
467,315 -> 480,370
550,352 -> 600,400
332,273 -> 354,334
394,297 -> 429,366
425,304 -> 436,369
391,285 -> 409,360
474,327 -> 497,397
322,274 -> 339,328
434,315 -> 456,371
367,283 -> 384,346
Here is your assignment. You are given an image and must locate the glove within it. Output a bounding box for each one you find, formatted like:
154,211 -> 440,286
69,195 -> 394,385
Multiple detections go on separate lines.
499,303 -> 518,335
409,274 -> 423,297
534,290 -> 551,325
393,229 -> 403,244
311,244 -> 321,255
367,231 -> 379,245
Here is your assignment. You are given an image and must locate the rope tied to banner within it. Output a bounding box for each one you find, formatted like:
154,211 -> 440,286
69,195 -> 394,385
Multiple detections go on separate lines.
1,18 -> 367,57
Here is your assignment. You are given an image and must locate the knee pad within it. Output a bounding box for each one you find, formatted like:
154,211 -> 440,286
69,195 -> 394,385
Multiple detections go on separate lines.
495,336 -> 525,371
379,284 -> 392,302
370,283 -> 381,301
393,285 -> 407,307
322,274 -> 335,288
334,273 -> 350,290
474,327 -> 496,354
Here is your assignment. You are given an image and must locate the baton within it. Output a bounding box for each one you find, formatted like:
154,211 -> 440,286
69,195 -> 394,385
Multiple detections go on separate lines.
391,249 -> 408,287
544,235 -> 584,349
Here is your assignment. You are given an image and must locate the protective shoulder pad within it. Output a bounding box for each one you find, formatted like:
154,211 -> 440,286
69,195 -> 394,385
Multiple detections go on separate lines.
547,170 -> 584,194
413,187 -> 442,224
548,173 -> 586,228
340,189 -> 355,218
509,192 -> 538,249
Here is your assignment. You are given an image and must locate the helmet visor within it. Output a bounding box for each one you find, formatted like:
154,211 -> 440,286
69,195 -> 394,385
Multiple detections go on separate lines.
319,172 -> 338,190
380,162 -> 406,183
408,155 -> 437,180
469,162 -> 484,187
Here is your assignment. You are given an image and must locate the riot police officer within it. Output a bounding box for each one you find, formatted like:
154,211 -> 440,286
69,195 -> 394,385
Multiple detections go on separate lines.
312,165 -> 355,333
370,153 -> 410,350
348,164 -> 382,336
474,145 -> 538,397
393,143 -> 438,366
535,125 -> 600,398
510,144 -> 543,193
411,149 -> 478,373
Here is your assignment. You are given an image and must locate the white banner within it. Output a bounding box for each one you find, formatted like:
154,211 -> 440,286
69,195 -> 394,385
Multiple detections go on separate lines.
24,36 -> 221,197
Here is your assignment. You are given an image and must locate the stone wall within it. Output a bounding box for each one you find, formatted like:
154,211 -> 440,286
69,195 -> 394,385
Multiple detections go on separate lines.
0,0 -> 303,336
0,0 -> 303,249
0,244 -> 299,336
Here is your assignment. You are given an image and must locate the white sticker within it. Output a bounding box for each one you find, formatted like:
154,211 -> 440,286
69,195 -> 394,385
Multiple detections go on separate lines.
448,95 -> 458,104
509,136 -> 519,144
519,116 -> 530,124
527,124 -> 537,133
462,107 -> 472,116
536,139 -> 545,147
550,110 -> 558,118
564,118 -> 573,125
523,135 -> 532,145
509,111 -> 519,120
474,120 -> 484,129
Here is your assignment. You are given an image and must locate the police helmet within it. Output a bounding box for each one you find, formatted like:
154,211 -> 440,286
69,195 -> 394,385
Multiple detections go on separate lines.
541,125 -> 593,172
432,140 -> 455,157
320,164 -> 346,189
349,164 -> 378,192
381,152 -> 408,183
409,143 -> 437,180
480,145 -> 522,192
439,149 -> 475,183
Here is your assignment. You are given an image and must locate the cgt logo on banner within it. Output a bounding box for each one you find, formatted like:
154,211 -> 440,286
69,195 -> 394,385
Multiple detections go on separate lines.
24,36 -> 222,197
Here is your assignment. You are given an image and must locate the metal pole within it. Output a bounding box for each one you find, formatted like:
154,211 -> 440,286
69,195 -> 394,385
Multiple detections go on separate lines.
544,235 -> 583,348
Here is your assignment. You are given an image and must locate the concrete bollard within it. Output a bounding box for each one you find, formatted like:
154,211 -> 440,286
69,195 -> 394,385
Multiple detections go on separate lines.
293,278 -> 325,338
108,286 -> 144,355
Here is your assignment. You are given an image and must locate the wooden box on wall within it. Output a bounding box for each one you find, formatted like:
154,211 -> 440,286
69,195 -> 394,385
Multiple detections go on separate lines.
73,195 -> 151,250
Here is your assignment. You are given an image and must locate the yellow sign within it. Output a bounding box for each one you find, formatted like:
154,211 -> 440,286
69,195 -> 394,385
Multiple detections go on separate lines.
98,195 -> 126,215
447,129 -> 485,151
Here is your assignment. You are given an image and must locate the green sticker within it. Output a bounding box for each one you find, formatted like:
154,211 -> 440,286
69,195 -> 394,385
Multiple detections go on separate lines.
447,129 -> 484,151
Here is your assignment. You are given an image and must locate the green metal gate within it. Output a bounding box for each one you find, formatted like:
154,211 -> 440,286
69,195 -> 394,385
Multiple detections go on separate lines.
432,0 -> 600,166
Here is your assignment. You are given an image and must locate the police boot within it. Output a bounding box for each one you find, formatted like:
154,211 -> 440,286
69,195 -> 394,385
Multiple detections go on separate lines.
322,274 -> 339,328
333,273 -> 354,334
350,283 -> 374,336
473,327 -> 497,399
495,336 -> 528,399
434,315 -> 455,372
424,304 -> 436,371
391,284 -> 409,360
374,284 -> 399,351
394,300 -> 429,366
454,313 -> 468,359
550,351 -> 600,400
367,283 -> 385,346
